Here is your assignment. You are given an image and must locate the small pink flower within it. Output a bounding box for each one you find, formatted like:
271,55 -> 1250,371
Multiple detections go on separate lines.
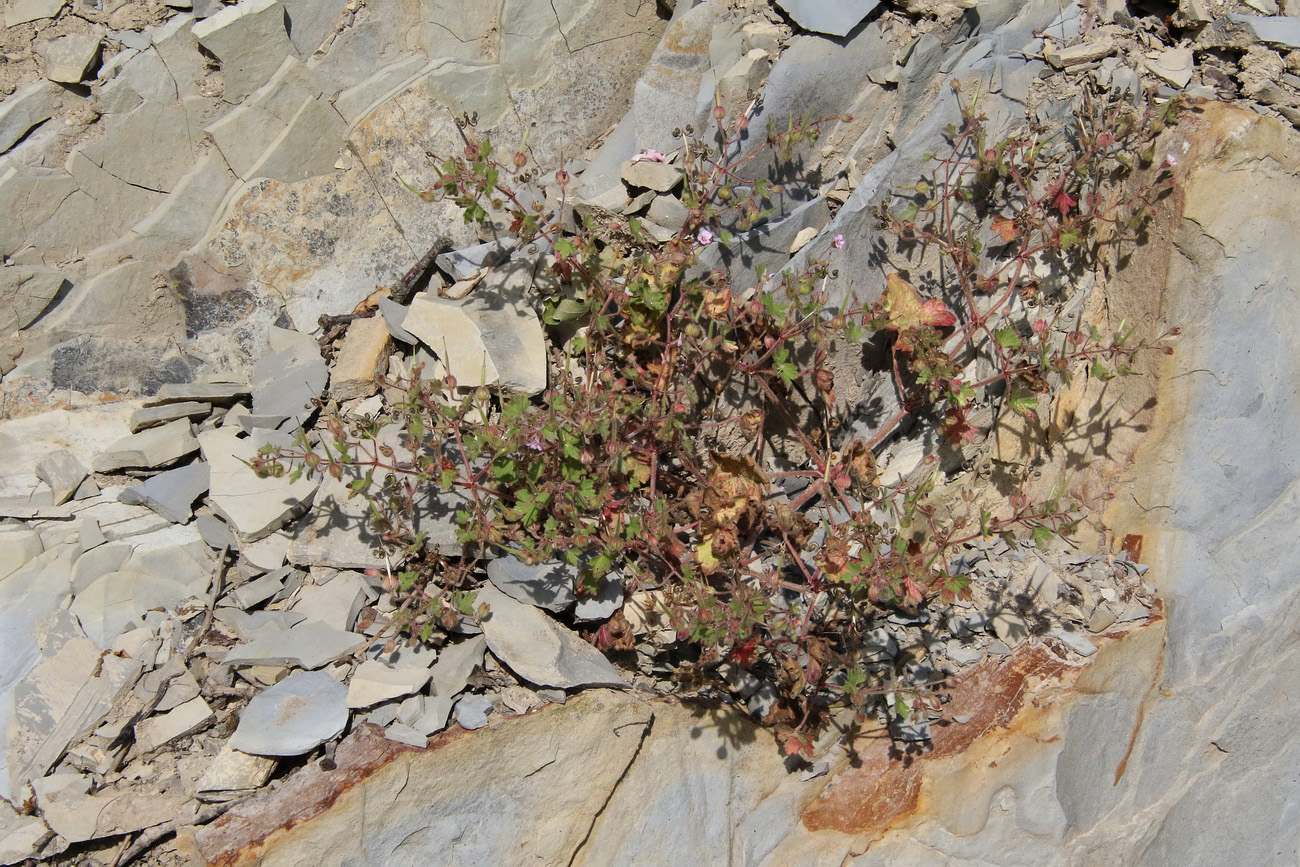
697,227 -> 715,246
1164,153 -> 1178,167
526,435 -> 544,451
632,149 -> 667,163
832,233 -> 845,250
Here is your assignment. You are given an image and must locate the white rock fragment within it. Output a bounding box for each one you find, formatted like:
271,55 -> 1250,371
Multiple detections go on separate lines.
134,696 -> 215,752
195,744 -> 276,802
93,419 -> 199,472
402,292 -> 547,395
621,159 -> 683,193
199,427 -> 319,542
346,660 -> 432,709
289,572 -> 367,631
222,619 -> 366,669
1145,47 -> 1194,88
229,670 -> 349,756
37,34 -> 101,84
455,693 -> 493,730
477,584 -> 627,689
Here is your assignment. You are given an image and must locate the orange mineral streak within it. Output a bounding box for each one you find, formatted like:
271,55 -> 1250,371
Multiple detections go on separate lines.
801,643 -> 1083,835
194,724 -> 468,867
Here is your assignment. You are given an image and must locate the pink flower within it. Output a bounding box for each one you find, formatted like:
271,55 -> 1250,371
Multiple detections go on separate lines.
632,149 -> 667,163
832,233 -> 845,250
697,227 -> 715,246
1164,153 -> 1178,168
526,435 -> 544,451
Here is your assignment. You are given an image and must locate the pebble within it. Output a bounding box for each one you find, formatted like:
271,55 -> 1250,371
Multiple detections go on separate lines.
229,670 -> 350,757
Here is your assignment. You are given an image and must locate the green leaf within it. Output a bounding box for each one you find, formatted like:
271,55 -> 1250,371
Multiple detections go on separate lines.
1058,228 -> 1081,249
898,202 -> 919,222
995,326 -> 1023,349
554,238 -> 577,258
1008,393 -> 1038,417
545,297 -> 589,325
1031,526 -> 1053,547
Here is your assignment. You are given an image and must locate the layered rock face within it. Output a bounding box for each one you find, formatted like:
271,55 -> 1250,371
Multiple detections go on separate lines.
0,0 -> 1297,864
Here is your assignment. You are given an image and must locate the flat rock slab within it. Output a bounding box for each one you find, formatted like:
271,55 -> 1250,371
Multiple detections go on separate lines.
574,573 -> 624,622
39,787 -> 187,843
119,461 -> 210,524
620,159 -> 683,192
129,400 -> 213,433
251,339 -> 328,430
199,427 -> 319,542
476,584 -> 627,689
486,556 -> 577,612
37,34 -> 101,83
772,0 -> 881,36
93,419 -> 199,472
0,267 -> 65,337
229,670 -> 349,757
35,450 -> 89,506
195,744 -> 277,802
346,660 -> 431,709
144,382 -> 250,407
402,289 -> 546,395
222,620 -> 366,669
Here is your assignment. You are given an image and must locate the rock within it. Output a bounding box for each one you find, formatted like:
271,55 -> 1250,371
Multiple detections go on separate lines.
1230,14 -> 1300,48
3,0 -> 66,26
328,316 -> 390,401
1048,627 -> 1097,657
789,225 -> 819,254
39,786 -> 185,844
945,639 -> 984,666
1044,37 -> 1117,68
0,82 -> 59,156
250,329 -> 328,429
454,693 -> 493,730
34,450 -> 88,506
128,400 -> 213,433
1086,605 -> 1117,633
69,567 -> 202,648
229,670 -> 349,756
430,635 -> 485,699
573,573 -> 624,622
1145,47 -> 1194,88
290,572 -> 366,631
621,159 -> 683,193
742,20 -> 784,54
991,611 -> 1030,647
223,619 -> 366,669
486,556 -> 577,612
222,565 -> 292,609
200,427 -> 319,542
646,193 -> 689,231
380,723 -> 427,747
5,611 -> 144,800
716,49 -> 771,119
434,241 -> 511,282
93,419 -> 200,472
144,381 -> 251,407
0,526 -> 43,580
193,0 -> 295,102
378,297 -> 418,344
0,267 -> 67,337
476,584 -> 627,689
118,461 -> 210,524
773,0 -> 881,37
0,798 -> 52,864
133,695 -> 216,752
346,660 -> 431,709
37,34 -> 102,84
194,744 -> 277,802
402,287 -> 547,395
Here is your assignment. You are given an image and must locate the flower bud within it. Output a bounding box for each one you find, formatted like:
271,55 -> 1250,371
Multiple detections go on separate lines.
514,151 -> 527,169
714,104 -> 726,119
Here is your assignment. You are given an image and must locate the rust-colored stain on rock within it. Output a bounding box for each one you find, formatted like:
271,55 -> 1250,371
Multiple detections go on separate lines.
801,643 -> 1080,835
194,724 -> 466,867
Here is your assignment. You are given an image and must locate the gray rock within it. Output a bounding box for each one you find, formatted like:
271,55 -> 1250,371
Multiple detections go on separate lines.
193,0 -> 295,102
621,159 -> 683,193
1231,14 -> 1300,48
991,610 -> 1030,647
574,573 -> 624,622
290,572 -> 366,631
646,193 -> 689,232
0,526 -> 44,580
454,693 -> 493,730
3,0 -> 65,26
0,267 -> 66,337
346,660 -> 431,709
1048,627 -> 1097,657
716,49 -> 771,119
486,556 -> 577,612
143,381 -> 251,407
773,0 -> 881,37
35,450 -> 89,506
200,427 -> 319,541
37,34 -> 101,84
1145,47 -> 1194,88
229,670 -> 349,756
128,401 -> 213,433
402,289 -> 546,395
945,639 -> 984,666
93,419 -> 199,472
118,461 -> 210,524
134,695 -> 215,751
0,797 -> 52,865
250,331 -> 328,429
70,567 -> 201,648
281,0 -> 347,56
223,619 -> 365,669
380,723 -> 428,748
223,565 -> 294,610
378,296 -> 418,344
476,584 -> 627,689
434,240 -> 511,282
213,608 -> 306,643
194,744 -> 276,802
0,82 -> 60,155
